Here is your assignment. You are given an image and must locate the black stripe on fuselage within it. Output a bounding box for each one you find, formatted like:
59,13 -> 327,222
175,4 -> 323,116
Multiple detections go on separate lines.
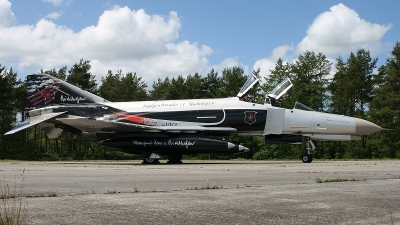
52,105 -> 266,132
119,109 -> 267,132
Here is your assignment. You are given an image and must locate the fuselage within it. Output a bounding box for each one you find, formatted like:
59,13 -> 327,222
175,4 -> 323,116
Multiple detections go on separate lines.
33,97 -> 268,136
102,97 -> 267,135
29,96 -> 381,139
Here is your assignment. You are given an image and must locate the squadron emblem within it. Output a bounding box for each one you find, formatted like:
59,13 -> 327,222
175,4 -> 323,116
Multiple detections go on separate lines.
244,111 -> 257,125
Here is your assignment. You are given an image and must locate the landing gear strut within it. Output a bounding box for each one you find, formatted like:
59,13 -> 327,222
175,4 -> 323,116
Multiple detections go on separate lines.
302,138 -> 316,163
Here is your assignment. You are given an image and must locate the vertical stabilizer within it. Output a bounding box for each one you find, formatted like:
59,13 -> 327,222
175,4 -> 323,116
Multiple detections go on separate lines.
26,74 -> 108,108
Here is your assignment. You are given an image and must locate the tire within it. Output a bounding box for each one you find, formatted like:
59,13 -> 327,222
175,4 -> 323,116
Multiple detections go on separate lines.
301,154 -> 313,163
142,158 -> 159,164
167,154 -> 182,164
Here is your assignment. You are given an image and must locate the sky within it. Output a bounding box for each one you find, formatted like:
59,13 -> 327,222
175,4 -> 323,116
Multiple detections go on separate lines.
1,0 -> 399,86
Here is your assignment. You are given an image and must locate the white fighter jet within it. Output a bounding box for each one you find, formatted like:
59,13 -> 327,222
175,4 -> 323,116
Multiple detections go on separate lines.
5,74 -> 383,163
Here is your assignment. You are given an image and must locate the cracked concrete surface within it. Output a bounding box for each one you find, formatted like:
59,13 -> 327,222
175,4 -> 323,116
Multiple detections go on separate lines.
1,160 -> 399,224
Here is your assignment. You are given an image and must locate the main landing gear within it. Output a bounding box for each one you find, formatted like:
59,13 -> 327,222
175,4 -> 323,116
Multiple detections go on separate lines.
142,157 -> 159,164
302,138 -> 316,163
142,153 -> 160,164
141,153 -> 183,164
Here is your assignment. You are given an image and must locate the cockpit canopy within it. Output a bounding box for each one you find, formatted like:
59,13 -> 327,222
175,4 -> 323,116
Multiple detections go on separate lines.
265,78 -> 293,107
236,74 -> 260,99
267,78 -> 293,100
236,75 -> 293,106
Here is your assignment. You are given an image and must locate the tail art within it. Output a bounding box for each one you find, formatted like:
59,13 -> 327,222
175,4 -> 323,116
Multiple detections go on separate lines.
26,74 -> 108,108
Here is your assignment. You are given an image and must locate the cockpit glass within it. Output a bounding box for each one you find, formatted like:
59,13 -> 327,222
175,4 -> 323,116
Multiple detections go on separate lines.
237,74 -> 259,98
269,78 -> 292,97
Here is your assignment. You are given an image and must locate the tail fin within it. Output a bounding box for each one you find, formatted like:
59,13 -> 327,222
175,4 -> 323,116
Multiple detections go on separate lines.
26,74 -> 108,108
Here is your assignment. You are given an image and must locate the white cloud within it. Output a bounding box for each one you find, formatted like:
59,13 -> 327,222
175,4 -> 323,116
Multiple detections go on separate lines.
254,3 -> 392,78
42,0 -> 63,6
208,57 -> 249,78
253,44 -> 294,78
0,4 -> 213,84
0,0 -> 16,27
296,3 -> 392,57
253,58 -> 277,79
270,45 -> 294,61
45,11 -> 63,20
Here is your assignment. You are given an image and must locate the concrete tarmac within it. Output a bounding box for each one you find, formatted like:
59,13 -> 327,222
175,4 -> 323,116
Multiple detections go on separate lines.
1,160 -> 399,224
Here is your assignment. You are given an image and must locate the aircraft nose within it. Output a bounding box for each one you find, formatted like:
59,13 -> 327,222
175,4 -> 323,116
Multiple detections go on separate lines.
355,118 -> 382,136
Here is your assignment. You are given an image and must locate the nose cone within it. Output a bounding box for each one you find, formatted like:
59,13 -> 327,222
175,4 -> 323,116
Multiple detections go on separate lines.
355,118 -> 382,135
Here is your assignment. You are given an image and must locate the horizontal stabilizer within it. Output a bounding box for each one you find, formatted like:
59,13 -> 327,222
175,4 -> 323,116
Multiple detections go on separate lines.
56,117 -> 138,132
5,111 -> 67,135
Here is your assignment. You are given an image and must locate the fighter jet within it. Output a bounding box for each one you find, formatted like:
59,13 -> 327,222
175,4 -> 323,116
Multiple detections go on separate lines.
5,74 -> 383,163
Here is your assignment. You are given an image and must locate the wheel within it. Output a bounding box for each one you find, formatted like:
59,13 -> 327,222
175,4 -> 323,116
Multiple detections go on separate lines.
142,158 -> 159,164
301,154 -> 313,163
167,154 -> 182,164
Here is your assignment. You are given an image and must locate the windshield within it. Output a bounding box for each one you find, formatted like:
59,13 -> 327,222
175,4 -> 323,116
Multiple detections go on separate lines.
236,74 -> 260,98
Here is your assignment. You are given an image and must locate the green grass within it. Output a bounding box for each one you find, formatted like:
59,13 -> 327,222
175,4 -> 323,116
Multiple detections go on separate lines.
315,177 -> 362,183
47,192 -> 58,197
0,171 -> 27,225
186,182 -> 223,190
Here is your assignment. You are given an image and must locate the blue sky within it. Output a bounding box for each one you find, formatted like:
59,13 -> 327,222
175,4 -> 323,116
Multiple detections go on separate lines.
1,0 -> 399,85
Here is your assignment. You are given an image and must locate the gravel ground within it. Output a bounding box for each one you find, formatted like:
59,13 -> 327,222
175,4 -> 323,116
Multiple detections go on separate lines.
1,160 -> 399,224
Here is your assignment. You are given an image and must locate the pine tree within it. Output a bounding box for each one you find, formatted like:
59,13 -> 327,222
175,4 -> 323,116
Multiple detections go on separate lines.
99,70 -> 122,101
167,75 -> 186,100
262,58 -> 293,108
120,72 -> 148,101
346,49 -> 377,119
149,77 -> 171,100
201,68 -> 220,98
289,51 -> 331,111
184,73 -> 203,99
67,59 -> 98,94
0,66 -> 24,158
43,66 -> 68,80
218,66 -> 247,98
370,42 -> 400,158
328,56 -> 351,115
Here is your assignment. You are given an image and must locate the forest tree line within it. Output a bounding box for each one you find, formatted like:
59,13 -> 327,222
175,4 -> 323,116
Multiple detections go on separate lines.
1,41 -> 399,161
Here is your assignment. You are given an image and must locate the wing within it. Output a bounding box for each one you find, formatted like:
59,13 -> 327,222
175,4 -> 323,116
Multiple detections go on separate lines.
5,111 -> 67,135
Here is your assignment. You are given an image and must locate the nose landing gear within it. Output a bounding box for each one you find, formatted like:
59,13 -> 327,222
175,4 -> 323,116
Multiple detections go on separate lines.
302,138 -> 316,163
